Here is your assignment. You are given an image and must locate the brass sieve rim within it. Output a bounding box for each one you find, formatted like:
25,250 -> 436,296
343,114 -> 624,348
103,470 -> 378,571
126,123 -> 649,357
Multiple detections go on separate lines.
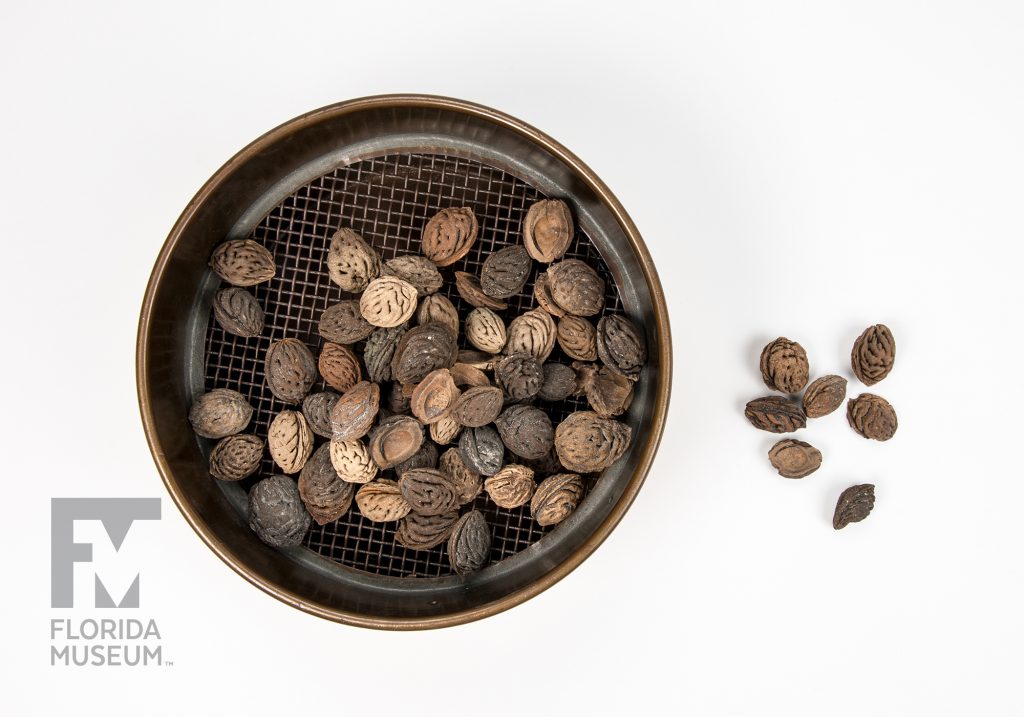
137,94 -> 672,629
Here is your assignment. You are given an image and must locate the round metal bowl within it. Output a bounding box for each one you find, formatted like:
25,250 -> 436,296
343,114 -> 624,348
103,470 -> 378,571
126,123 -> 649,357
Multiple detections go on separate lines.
137,95 -> 671,629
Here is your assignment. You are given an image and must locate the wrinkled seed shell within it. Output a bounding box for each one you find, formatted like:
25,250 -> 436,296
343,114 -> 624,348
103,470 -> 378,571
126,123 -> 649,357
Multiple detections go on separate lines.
852,324 -> 896,386
484,464 -> 536,509
574,362 -> 633,417
364,325 -> 407,383
329,439 -> 379,484
495,353 -> 543,402
537,363 -> 578,403
596,314 -> 647,380
209,434 -> 264,481
547,259 -> 605,317
744,396 -> 807,433
447,510 -> 491,574
430,415 -> 462,445
416,294 -> 460,337
299,443 -> 355,525
759,337 -> 810,394
382,255 -> 443,297
451,385 -> 504,427
833,484 -> 876,529
355,480 -> 411,522
847,394 -> 898,441
480,245 -> 532,299
319,300 -> 374,344
329,381 -> 380,442
398,468 -> 460,516
248,475 -> 310,547
557,316 -> 598,361
803,375 -> 848,418
268,410 -> 314,474
505,309 -> 557,362
390,322 -> 459,385
439,447 -> 483,505
359,275 -> 419,328
465,307 -> 507,354
189,388 -> 253,439
212,288 -> 264,337
533,271 -> 567,317
319,342 -> 362,393
395,511 -> 460,551
209,239 -> 276,287
530,473 -> 585,527
302,391 -> 340,438
458,425 -> 505,476
495,405 -> 554,460
326,227 -> 381,292
265,338 -> 317,404
421,207 -> 479,267
554,411 -> 631,473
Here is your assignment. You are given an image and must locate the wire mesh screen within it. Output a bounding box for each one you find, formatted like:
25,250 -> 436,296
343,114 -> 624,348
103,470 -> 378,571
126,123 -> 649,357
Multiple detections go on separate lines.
202,152 -> 624,578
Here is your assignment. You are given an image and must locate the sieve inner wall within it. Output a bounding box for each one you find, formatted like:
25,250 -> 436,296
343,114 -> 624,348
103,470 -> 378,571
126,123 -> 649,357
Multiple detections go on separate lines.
202,152 -> 625,579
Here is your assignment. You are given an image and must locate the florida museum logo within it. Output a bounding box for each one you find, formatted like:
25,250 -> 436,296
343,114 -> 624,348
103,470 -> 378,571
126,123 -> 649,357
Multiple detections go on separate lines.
50,498 -> 169,667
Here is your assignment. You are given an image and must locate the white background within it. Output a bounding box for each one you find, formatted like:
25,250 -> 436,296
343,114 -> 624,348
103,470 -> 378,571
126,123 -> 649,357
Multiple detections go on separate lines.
3,1 -> 1022,714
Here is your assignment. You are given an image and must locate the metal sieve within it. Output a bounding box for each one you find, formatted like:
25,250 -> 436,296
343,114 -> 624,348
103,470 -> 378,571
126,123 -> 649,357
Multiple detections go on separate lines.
138,95 -> 671,629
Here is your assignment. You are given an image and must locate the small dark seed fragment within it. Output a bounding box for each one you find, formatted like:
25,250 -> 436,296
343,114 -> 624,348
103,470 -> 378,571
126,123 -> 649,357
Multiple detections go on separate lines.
833,484 -> 875,529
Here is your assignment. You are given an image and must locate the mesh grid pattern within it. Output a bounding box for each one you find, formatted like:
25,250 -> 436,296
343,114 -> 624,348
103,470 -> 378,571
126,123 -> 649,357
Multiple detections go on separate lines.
203,153 -> 623,578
